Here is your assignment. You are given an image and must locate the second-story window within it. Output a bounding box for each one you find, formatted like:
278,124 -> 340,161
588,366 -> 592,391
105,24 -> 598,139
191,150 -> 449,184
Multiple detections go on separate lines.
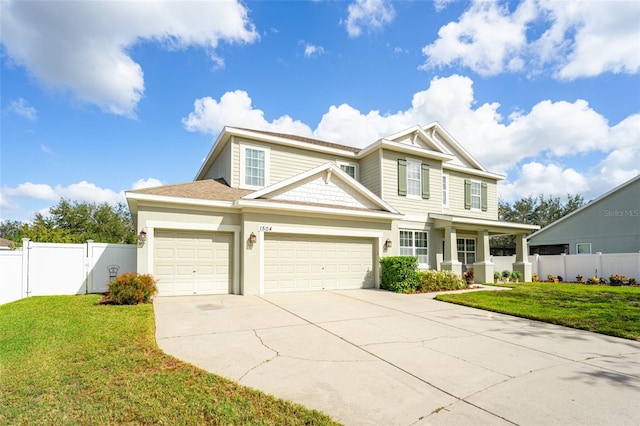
240,145 -> 269,189
442,174 -> 449,208
337,161 -> 357,179
398,159 -> 430,199
464,178 -> 487,211
471,181 -> 481,210
407,160 -> 421,197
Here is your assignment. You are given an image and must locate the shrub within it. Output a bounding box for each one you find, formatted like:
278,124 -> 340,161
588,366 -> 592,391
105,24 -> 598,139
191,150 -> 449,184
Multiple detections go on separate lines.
532,273 -> 538,282
502,270 -> 511,280
379,256 -> 419,293
629,277 -> 638,286
609,274 -> 628,285
417,270 -> 466,292
107,272 -> 158,305
511,271 -> 522,282
493,272 -> 501,281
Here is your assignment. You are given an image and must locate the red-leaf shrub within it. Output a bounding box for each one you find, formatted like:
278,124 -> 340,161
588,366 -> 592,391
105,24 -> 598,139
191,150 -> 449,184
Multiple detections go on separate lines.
107,272 -> 158,305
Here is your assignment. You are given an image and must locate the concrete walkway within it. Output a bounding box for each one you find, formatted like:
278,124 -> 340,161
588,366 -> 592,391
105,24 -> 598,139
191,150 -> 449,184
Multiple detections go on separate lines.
154,289 -> 640,425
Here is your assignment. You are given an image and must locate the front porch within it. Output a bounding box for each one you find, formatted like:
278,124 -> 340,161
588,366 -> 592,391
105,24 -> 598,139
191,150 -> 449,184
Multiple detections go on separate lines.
431,213 -> 540,283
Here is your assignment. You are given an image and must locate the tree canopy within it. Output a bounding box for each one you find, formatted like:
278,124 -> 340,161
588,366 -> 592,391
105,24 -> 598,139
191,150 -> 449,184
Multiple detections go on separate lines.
491,194 -> 585,249
0,199 -> 135,244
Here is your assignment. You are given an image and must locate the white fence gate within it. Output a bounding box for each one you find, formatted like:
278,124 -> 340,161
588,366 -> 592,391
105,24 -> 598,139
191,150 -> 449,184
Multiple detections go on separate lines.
492,252 -> 640,281
0,239 -> 136,305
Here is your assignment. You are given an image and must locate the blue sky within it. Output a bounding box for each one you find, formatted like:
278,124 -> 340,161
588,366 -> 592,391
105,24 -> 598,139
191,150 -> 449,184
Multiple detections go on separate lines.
1,0 -> 639,222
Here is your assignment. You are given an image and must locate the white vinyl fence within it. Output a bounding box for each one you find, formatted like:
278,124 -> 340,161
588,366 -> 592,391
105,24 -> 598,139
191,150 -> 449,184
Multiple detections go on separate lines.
0,239 -> 136,305
492,252 -> 640,281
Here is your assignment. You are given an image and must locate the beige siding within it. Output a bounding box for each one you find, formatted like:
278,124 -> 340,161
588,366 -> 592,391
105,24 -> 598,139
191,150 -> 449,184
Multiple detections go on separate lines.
203,141 -> 232,184
445,170 -> 498,220
359,151 -> 381,196
231,137 -> 355,188
380,149 -> 443,217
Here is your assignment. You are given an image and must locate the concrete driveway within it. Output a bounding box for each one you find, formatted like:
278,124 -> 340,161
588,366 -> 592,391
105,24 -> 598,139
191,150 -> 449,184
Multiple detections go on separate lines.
154,289 -> 640,425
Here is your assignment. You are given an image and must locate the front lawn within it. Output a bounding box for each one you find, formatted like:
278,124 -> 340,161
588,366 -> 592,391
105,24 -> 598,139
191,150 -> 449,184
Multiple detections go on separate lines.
0,295 -> 338,425
436,282 -> 640,341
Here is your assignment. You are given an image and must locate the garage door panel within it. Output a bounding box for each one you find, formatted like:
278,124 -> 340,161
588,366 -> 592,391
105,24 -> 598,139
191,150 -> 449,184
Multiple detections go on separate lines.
265,234 -> 374,292
154,230 -> 231,296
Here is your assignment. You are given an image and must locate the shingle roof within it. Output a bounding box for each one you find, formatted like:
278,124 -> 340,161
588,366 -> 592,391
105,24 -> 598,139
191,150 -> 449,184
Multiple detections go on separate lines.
129,179 -> 252,202
235,127 -> 361,153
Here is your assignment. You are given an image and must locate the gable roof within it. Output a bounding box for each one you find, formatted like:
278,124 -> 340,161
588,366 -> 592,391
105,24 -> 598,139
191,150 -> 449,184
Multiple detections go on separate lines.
527,174 -> 640,240
242,162 -> 400,214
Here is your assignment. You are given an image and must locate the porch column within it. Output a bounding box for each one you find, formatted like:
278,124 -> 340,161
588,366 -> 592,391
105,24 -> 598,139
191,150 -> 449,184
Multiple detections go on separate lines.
513,233 -> 532,282
440,226 -> 462,276
473,230 -> 493,284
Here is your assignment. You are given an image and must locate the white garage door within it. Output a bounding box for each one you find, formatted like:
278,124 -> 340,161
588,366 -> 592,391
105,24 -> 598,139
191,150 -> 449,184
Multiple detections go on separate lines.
264,234 -> 374,292
154,230 -> 231,296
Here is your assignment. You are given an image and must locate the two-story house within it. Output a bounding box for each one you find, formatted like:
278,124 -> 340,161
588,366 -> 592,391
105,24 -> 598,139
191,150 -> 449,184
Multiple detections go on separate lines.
126,123 -> 538,296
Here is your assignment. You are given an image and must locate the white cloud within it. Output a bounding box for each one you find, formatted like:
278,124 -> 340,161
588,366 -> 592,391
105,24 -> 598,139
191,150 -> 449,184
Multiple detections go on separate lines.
421,0 -> 640,79
343,0 -> 395,38
131,178 -> 163,190
6,97 -> 37,120
499,162 -> 589,201
0,0 -> 258,117
182,90 -> 313,137
304,43 -> 325,58
183,74 -> 639,203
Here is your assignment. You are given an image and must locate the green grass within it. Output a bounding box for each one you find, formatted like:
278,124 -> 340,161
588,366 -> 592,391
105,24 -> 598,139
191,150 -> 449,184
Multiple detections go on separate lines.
436,282 -> 640,341
0,295 -> 339,425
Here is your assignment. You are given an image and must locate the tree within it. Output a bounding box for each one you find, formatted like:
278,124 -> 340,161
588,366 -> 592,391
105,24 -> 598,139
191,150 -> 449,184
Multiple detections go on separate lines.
0,199 -> 136,244
491,194 -> 585,250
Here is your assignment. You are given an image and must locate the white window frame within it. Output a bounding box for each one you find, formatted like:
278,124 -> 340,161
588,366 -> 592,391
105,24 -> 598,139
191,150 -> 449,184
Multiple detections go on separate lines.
239,144 -> 270,190
442,174 -> 449,208
576,243 -> 592,254
337,161 -> 358,179
470,180 -> 481,210
399,230 -> 429,267
406,159 -> 422,199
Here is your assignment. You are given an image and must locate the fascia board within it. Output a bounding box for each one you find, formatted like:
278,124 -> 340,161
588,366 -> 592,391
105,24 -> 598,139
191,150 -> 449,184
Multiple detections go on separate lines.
125,192 -> 236,210
235,199 -> 401,220
443,163 -> 504,181
429,213 -> 540,233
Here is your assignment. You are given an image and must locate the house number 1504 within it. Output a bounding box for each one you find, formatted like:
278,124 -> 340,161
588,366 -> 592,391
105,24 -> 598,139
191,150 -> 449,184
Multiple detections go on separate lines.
258,225 -> 272,232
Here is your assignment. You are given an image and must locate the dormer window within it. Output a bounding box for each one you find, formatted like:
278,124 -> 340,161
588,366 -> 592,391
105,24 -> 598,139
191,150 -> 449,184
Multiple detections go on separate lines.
240,144 -> 269,189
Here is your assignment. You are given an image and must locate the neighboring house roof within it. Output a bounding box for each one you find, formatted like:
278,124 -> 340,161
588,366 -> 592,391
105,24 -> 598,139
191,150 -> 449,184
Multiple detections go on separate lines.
0,237 -> 14,249
527,174 -> 640,241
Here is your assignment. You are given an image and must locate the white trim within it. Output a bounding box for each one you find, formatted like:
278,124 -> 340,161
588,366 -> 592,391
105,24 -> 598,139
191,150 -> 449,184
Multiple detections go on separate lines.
126,192 -> 236,209
443,163 -> 504,181
358,139 -> 455,162
399,229 -> 429,269
144,221 -> 241,295
429,213 -> 540,232
239,143 -> 270,190
470,179 -> 482,211
236,199 -> 400,219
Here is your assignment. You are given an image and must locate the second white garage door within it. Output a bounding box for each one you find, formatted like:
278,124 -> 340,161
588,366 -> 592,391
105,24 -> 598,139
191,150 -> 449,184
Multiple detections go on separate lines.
264,234 -> 374,292
154,230 -> 231,296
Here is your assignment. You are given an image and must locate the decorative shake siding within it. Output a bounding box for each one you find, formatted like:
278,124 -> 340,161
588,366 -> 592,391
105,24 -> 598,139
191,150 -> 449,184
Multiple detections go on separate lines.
359,151 -> 381,197
380,149 -> 443,217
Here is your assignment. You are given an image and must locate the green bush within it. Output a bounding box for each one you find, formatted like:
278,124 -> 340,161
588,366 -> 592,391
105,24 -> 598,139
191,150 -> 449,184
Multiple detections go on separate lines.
107,272 -> 158,305
417,270 -> 466,292
379,256 -> 419,293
